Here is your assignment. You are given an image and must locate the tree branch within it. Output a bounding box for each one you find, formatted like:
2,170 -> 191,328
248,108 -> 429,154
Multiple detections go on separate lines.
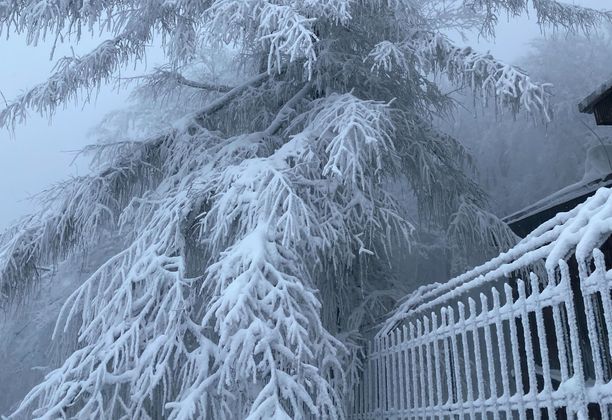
158,70 -> 234,93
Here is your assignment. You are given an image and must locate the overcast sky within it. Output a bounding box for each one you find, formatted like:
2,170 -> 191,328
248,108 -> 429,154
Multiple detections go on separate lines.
0,0 -> 607,229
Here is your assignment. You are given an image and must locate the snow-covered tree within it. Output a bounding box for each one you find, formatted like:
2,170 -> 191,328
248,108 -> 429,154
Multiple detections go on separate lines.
1,0 -> 611,418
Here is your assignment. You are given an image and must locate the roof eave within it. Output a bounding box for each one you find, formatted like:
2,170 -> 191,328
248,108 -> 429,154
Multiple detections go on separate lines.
578,77 -> 612,114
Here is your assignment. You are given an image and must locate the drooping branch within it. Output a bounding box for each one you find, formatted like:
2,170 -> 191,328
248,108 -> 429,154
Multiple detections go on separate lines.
531,0 -> 612,31
411,31 -> 552,119
0,70 -> 271,309
0,32 -> 150,129
464,0 -> 612,33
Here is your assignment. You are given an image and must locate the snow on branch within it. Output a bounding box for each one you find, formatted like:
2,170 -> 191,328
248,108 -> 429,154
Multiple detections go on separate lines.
464,0 -> 612,34
0,138 -> 164,307
410,32 -> 553,119
0,33 -> 149,129
447,195 -> 520,273
0,0 -> 224,128
0,72 -> 271,309
201,222 -> 345,419
0,0 -> 111,46
365,33 -> 552,119
303,93 -> 396,188
531,0 -> 612,31
260,3 -> 318,76
10,128 -> 228,418
209,0 -> 319,76
14,186 -> 221,419
366,41 -> 408,74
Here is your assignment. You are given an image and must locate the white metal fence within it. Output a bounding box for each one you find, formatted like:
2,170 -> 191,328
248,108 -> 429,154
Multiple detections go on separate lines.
352,189 -> 612,419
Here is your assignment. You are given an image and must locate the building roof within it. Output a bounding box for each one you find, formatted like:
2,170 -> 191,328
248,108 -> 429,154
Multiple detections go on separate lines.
578,76 -> 612,114
504,173 -> 612,237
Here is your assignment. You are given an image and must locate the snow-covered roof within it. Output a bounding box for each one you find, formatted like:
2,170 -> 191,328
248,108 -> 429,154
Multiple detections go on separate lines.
504,172 -> 612,229
578,76 -> 612,114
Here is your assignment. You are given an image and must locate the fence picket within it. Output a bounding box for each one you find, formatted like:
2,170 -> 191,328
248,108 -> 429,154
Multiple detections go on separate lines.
468,297 -> 487,419
516,279 -> 540,419
547,267 -> 570,386
529,273 -> 555,418
423,316 -> 434,417
492,287 -> 512,419
593,249 -> 612,370
403,324 -> 412,418
410,322 -> 418,417
440,308 -> 454,413
503,282 -> 527,420
579,259 -> 607,386
559,260 -> 588,420
377,336 -> 384,416
396,327 -> 405,416
417,319 -> 426,419
431,312 -> 443,416
481,293 -> 500,420
457,302 -> 476,419
447,307 -> 464,418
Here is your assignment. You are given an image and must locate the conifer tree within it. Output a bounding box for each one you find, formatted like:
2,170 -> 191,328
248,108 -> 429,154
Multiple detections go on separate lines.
1,0 -> 610,418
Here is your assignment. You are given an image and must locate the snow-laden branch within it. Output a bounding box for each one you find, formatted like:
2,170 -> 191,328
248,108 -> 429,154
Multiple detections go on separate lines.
299,93 -> 396,190
447,195 -> 519,273
464,0 -> 612,33
0,138 -> 163,307
367,41 -> 407,73
0,32 -> 149,129
0,0 -> 115,46
0,0 -> 209,128
14,182 -> 220,419
369,32 -> 553,119
0,71 -> 270,309
209,0 -> 319,76
532,0 -> 612,30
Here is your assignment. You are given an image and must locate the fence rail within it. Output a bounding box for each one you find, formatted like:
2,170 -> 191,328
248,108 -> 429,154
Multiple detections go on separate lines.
351,188 -> 612,420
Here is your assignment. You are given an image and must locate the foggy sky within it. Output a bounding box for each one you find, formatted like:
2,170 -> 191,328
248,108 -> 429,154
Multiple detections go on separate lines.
0,0 -> 608,229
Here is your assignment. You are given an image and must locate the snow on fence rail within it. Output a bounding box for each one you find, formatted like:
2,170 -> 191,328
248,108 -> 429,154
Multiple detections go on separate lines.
351,187 -> 612,419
